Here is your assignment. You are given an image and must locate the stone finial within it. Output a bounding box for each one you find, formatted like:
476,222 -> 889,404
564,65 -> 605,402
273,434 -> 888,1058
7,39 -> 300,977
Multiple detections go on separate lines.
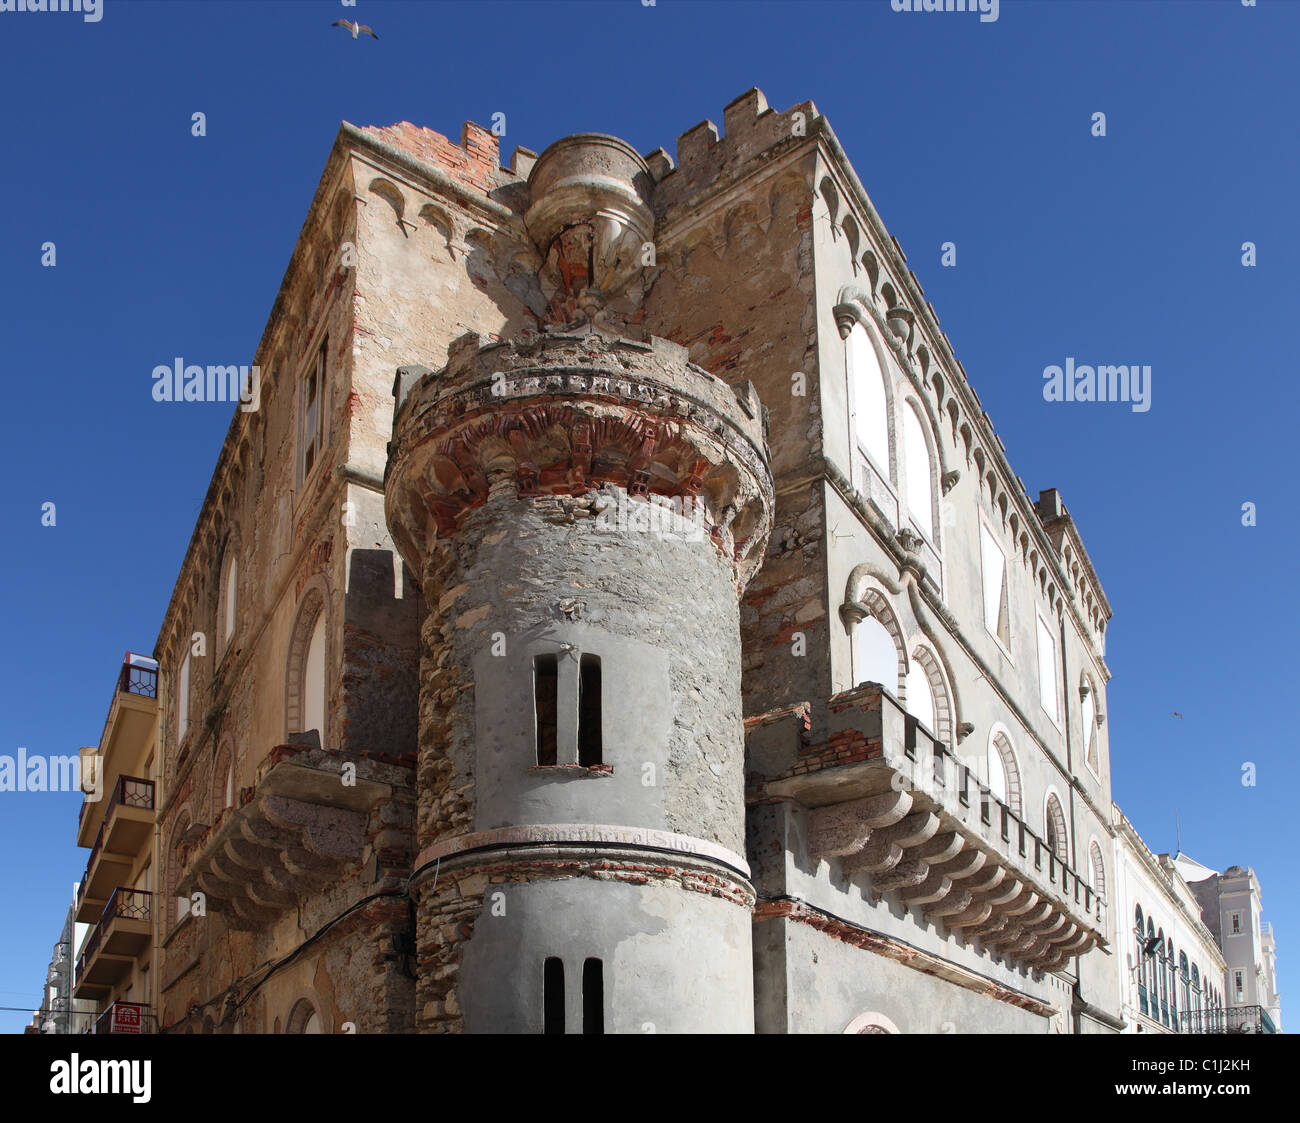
524,134 -> 656,326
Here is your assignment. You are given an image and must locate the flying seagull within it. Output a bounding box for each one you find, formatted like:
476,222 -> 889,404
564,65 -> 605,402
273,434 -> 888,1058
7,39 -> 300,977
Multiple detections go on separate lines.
332,19 -> 378,40
1173,712 -> 1183,719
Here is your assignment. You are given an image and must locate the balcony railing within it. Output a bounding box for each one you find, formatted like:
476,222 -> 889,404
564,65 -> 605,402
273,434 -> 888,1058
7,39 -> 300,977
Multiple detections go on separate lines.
82,653 -> 160,831
75,888 -> 152,986
86,1002 -> 155,1035
104,886 -> 152,924
905,718 -> 1106,929
1180,1005 -> 1277,1035
105,774 -> 155,817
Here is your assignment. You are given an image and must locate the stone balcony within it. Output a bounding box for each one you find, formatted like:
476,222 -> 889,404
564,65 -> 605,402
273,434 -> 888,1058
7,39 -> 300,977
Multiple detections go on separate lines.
174,743 -> 413,931
745,684 -> 1108,973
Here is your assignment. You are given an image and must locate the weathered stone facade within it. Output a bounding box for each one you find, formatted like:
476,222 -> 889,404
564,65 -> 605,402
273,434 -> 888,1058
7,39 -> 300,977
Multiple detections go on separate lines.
139,87 -> 1145,1034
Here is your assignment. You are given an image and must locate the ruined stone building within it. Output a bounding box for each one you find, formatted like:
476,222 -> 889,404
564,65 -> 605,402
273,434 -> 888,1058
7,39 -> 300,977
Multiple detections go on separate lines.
65,88 -> 1277,1033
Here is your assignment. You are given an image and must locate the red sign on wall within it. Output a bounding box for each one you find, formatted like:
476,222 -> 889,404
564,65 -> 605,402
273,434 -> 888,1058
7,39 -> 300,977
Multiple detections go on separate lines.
111,1003 -> 145,1034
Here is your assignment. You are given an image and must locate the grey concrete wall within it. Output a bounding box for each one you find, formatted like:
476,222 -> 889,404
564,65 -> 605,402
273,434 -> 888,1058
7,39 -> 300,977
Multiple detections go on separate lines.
460,875 -> 753,1033
423,488 -> 749,853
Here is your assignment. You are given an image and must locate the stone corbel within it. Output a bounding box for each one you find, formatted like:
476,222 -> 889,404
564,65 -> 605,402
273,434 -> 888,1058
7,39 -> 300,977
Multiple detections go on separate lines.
839,600 -> 870,631
885,305 -> 914,349
832,302 -> 861,340
957,721 -> 975,743
941,469 -> 961,495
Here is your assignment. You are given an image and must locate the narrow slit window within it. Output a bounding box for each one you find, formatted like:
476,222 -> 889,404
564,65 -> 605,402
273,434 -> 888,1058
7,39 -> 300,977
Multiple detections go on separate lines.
583,958 -> 604,1035
578,655 -> 602,767
535,655 -> 559,766
543,957 -> 564,1034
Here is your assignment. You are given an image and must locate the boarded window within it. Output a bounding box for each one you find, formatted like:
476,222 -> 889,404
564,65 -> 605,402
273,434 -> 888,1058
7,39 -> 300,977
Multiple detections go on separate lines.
583,958 -> 604,1035
543,958 -> 564,1034
578,655 -> 602,767
534,655 -> 559,766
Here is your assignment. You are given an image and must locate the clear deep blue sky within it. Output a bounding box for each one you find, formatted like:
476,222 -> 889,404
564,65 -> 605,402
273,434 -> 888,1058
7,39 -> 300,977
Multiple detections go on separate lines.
0,0 -> 1293,1032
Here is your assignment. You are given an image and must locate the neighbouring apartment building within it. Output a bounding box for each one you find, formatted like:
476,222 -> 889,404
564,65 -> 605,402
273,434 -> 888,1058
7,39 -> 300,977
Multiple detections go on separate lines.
1176,856 -> 1282,1034
70,653 -> 160,1035
1110,812 -> 1229,1035
58,88 -> 1279,1034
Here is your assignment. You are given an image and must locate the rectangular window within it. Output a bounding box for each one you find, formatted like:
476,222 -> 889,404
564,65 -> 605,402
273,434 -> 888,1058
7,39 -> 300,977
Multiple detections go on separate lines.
1036,615 -> 1059,724
979,523 -> 1011,651
1231,912 -> 1241,934
543,957 -> 565,1034
578,655 -> 602,767
299,340 -> 327,484
583,958 -> 604,1034
534,655 -> 559,766
177,651 -> 191,744
1234,970 -> 1244,1002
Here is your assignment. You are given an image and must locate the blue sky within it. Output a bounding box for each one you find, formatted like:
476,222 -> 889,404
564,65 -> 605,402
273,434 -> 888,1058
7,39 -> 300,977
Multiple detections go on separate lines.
0,0 -> 1293,1032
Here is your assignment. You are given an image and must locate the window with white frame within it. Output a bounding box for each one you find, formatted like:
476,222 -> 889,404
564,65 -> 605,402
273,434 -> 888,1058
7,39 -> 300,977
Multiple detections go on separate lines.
1081,682 -> 1098,772
1036,614 -> 1060,725
979,523 -> 1011,651
852,616 -> 899,694
847,324 -> 890,476
904,659 -> 936,734
902,402 -> 934,541
219,550 -> 238,654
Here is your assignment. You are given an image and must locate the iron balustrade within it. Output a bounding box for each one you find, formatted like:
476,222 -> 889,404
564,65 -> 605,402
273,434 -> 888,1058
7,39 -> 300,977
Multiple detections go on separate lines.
118,661 -> 158,699
88,654 -> 160,802
105,774 -> 155,818
1180,1005 -> 1276,1035
103,887 -> 152,924
902,714 -> 1105,927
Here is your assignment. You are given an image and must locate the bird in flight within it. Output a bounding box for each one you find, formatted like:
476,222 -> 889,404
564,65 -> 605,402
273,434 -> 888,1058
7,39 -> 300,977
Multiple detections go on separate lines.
1173,712 -> 1183,719
332,19 -> 378,40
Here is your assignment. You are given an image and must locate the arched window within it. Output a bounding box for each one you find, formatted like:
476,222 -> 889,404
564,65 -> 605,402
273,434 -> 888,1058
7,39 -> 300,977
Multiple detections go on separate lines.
176,649 -> 191,746
287,590 -> 329,750
843,1011 -> 901,1034
286,999 -> 322,1034
218,549 -> 238,655
1044,793 -> 1068,862
1081,680 -> 1098,773
904,659 -> 936,734
987,731 -> 1022,816
167,810 -> 191,932
1191,965 -> 1202,1015
1088,840 -> 1106,898
1135,907 -> 1148,1015
847,324 -> 890,476
1157,929 -> 1169,1025
852,615 -> 900,695
907,645 -> 953,746
1146,918 -> 1157,1017
902,402 -> 935,541
211,738 -> 234,823
1179,952 -> 1190,1026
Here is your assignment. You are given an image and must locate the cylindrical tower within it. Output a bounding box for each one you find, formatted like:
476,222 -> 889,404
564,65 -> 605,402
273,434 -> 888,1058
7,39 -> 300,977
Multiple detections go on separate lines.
385,327 -> 772,1033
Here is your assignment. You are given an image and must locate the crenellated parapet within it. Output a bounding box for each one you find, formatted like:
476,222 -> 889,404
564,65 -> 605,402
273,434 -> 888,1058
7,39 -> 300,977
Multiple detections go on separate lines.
385,330 -> 774,590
